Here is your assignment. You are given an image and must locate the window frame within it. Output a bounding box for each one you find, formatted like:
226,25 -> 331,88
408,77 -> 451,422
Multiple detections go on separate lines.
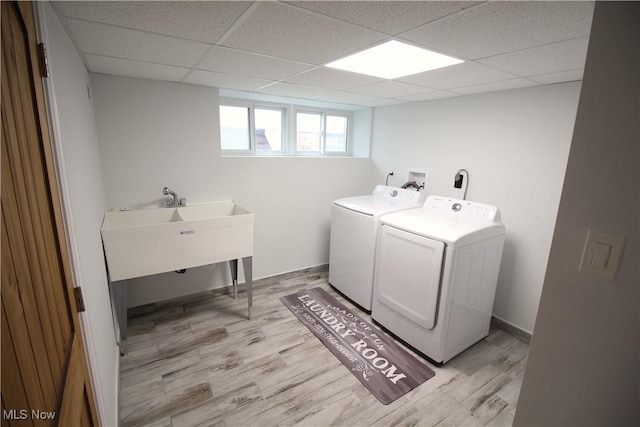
323,113 -> 350,155
294,107 -> 351,156
219,98 -> 287,156
219,104 -> 251,153
253,105 -> 286,154
294,110 -> 323,154
220,97 -> 352,157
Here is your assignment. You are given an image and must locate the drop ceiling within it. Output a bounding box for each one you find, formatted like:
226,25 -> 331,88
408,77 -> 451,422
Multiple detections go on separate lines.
53,1 -> 594,107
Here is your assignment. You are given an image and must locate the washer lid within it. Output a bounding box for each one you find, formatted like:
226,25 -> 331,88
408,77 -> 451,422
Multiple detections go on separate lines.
380,196 -> 505,246
334,185 -> 425,216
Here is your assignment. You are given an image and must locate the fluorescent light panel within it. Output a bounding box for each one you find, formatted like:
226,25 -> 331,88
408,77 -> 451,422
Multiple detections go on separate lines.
325,40 -> 463,79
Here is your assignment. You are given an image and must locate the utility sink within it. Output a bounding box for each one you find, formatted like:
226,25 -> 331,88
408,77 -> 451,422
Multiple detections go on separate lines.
101,201 -> 253,281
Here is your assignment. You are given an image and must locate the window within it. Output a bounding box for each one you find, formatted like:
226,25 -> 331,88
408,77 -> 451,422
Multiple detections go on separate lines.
220,98 -> 352,156
220,106 -> 250,150
296,111 -> 349,154
220,103 -> 284,154
254,108 -> 282,152
325,115 -> 348,152
296,112 -> 322,152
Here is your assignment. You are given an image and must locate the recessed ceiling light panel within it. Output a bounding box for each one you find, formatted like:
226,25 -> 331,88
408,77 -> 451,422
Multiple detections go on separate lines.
325,40 -> 463,79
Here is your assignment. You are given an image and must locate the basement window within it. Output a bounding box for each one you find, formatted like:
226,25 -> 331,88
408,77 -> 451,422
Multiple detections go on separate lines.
296,111 -> 349,154
219,103 -> 284,154
220,98 -> 352,156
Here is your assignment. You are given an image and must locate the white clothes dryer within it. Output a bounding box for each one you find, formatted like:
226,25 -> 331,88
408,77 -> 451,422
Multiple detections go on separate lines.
372,195 -> 505,363
329,185 -> 425,311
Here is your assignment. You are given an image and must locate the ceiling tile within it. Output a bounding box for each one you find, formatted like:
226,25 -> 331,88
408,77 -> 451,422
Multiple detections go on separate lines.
291,1 -> 477,35
257,82 -> 333,99
348,81 -> 432,98
184,70 -> 273,91
284,67 -> 383,91
313,91 -> 383,105
478,37 -> 590,77
528,69 -> 584,85
85,55 -> 190,81
362,98 -> 406,107
67,19 -> 210,67
451,78 -> 539,95
401,1 -> 594,60
398,90 -> 460,103
398,61 -> 518,90
221,2 -> 386,65
197,47 -> 313,81
57,1 -> 252,44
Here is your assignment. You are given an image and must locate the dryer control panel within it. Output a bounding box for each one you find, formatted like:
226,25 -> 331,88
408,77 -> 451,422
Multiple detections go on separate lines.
423,196 -> 500,222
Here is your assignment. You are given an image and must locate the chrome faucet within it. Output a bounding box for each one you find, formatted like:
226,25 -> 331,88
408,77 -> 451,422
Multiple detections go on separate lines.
162,187 -> 186,207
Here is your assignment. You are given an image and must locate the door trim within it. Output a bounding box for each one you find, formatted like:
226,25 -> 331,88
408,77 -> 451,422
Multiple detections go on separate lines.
33,2 -> 116,424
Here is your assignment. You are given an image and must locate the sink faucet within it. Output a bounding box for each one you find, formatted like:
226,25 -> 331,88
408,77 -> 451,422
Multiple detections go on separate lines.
162,187 -> 186,207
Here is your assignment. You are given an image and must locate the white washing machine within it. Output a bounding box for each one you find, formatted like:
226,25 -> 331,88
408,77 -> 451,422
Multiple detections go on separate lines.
372,195 -> 505,363
329,185 -> 425,311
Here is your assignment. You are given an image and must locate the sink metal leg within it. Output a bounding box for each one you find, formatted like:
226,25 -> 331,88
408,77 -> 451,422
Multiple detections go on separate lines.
229,259 -> 238,299
242,256 -> 253,320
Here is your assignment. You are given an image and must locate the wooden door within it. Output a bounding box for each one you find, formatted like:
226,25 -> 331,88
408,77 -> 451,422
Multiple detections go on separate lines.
1,1 -> 99,425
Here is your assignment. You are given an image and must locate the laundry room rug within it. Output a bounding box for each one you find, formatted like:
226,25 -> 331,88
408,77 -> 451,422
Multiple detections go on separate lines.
280,287 -> 435,404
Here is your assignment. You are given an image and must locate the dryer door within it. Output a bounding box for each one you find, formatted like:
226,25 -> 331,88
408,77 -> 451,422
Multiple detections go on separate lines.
374,225 -> 444,330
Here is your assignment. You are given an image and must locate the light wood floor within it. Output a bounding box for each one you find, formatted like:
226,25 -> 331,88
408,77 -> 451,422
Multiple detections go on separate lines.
119,266 -> 528,427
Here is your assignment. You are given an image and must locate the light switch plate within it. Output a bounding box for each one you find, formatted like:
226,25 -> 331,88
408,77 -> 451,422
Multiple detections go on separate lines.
579,229 -> 626,280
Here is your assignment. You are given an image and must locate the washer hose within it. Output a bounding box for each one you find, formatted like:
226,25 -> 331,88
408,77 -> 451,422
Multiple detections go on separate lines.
401,181 -> 420,190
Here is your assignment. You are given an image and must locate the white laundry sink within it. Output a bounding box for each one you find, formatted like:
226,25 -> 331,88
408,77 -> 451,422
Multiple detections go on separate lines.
101,201 -> 254,281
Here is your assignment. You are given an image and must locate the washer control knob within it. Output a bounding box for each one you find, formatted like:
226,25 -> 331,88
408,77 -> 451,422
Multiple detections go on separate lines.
452,203 -> 462,212
391,190 -> 398,197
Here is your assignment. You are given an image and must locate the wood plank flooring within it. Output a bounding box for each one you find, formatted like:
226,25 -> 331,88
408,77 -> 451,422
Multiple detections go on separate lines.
119,266 -> 528,427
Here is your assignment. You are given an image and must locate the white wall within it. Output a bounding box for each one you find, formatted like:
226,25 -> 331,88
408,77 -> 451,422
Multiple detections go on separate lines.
91,74 -> 372,306
369,82 -> 581,333
514,2 -> 639,425
40,4 -> 118,426
92,74 -> 581,332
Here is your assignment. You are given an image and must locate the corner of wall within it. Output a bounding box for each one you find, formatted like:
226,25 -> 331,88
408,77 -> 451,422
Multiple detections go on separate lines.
514,2 -> 640,425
